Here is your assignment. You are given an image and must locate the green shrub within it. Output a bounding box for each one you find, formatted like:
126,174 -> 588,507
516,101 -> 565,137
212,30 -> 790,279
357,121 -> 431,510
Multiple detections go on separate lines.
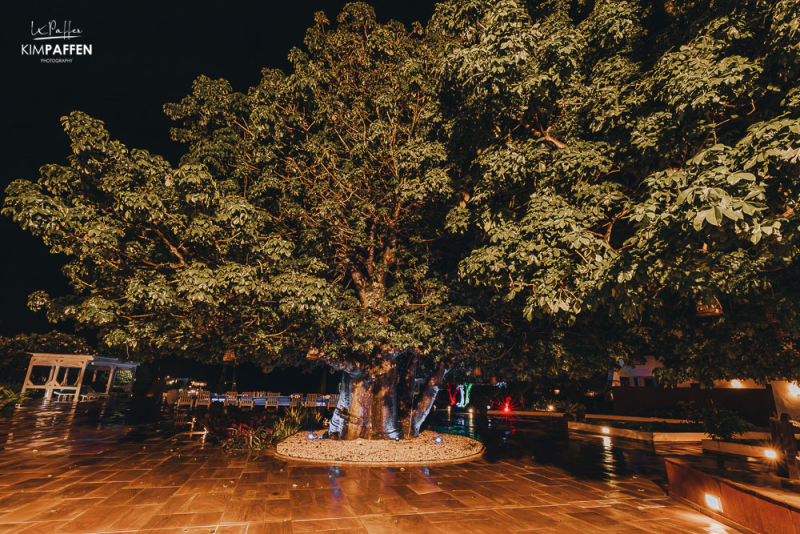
0,387 -> 30,409
696,407 -> 752,441
273,407 -> 323,442
198,412 -> 273,451
273,417 -> 302,442
221,422 -> 272,452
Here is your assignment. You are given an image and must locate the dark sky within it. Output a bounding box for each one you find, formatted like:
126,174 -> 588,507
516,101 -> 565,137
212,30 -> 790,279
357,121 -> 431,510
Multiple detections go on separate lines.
0,0 -> 439,335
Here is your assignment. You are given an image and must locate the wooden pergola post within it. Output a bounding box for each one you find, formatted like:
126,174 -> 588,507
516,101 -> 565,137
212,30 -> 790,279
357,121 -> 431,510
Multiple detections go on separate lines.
72,360 -> 88,403
45,364 -> 61,400
20,359 -> 35,395
105,365 -> 118,395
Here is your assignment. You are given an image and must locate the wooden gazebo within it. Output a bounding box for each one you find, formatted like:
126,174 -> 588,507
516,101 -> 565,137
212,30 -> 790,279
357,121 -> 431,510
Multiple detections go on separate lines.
20,353 -> 139,402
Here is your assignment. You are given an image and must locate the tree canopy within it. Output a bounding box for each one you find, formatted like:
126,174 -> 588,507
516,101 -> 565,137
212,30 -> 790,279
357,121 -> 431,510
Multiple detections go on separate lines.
3,0 -> 800,433
429,0 -> 800,384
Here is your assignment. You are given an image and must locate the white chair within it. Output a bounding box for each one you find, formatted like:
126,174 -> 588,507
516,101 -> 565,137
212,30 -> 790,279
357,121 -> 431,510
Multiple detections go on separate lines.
176,393 -> 194,410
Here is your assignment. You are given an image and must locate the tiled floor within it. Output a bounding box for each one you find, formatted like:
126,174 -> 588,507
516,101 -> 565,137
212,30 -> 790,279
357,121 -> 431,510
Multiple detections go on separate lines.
0,402 -> 738,533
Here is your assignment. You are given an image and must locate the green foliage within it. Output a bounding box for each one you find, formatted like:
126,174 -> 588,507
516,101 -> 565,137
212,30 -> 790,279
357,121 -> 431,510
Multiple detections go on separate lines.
554,399 -> 585,417
0,388 -> 30,409
427,0 -> 800,383
273,407 -> 323,442
272,417 -> 302,443
198,411 -> 273,451
0,331 -> 92,385
694,407 -> 753,441
221,422 -> 273,452
4,0 -> 800,390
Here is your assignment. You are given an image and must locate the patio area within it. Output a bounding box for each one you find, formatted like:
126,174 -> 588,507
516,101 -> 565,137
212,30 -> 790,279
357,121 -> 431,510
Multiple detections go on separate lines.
0,400 -> 736,533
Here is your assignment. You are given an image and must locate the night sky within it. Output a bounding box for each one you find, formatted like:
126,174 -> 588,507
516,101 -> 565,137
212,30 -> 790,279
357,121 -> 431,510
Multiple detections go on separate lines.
0,0 -> 438,335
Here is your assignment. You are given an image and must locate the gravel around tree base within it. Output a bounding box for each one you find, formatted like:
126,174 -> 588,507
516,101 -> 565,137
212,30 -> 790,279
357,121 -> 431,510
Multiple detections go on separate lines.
275,430 -> 484,465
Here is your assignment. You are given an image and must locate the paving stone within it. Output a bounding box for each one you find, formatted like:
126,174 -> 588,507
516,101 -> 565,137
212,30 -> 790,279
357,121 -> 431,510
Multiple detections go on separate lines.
0,401 -> 739,533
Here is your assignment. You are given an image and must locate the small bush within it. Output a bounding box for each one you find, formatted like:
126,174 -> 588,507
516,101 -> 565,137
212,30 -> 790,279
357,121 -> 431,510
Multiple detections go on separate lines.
0,387 -> 29,408
198,412 -> 273,451
273,417 -> 302,442
696,407 -> 752,441
221,422 -> 272,452
273,407 -> 323,442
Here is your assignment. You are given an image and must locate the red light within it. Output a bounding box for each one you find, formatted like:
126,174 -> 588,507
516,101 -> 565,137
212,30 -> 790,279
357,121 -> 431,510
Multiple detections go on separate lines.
446,384 -> 457,405
495,396 -> 515,417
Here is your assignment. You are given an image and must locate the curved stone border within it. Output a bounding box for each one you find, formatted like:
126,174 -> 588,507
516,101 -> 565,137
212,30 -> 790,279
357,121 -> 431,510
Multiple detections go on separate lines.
274,430 -> 485,466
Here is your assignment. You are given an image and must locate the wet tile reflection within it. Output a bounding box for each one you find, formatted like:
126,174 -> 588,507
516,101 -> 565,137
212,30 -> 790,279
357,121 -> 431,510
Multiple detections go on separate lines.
0,400 -> 739,533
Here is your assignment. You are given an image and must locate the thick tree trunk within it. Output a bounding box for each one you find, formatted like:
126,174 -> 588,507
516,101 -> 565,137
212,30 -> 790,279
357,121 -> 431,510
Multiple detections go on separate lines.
326,351 -> 446,440
327,355 -> 402,440
370,359 -> 402,439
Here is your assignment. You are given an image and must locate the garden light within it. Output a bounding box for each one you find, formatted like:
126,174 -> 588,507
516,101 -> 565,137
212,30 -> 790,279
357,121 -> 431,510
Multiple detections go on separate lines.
307,433 -> 317,441
547,405 -> 555,412
602,427 -> 610,434
790,383 -> 800,396
704,493 -> 722,512
730,379 -> 742,388
433,435 -> 443,444
764,449 -> 777,459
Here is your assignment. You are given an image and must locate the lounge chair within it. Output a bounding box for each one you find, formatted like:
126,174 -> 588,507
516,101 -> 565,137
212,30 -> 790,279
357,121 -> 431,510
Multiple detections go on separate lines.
289,393 -> 303,408
327,394 -> 339,409
80,386 -> 99,402
176,393 -> 194,410
265,392 -> 280,410
239,392 -> 254,410
224,391 -> 238,406
195,390 -> 212,409
304,394 -> 319,408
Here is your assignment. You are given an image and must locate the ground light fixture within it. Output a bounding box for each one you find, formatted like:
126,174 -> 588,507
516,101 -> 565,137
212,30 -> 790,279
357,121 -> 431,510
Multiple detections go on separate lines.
730,379 -> 742,388
705,494 -> 722,512
602,427 -> 610,434
306,432 -> 317,441
433,435 -> 444,444
790,382 -> 800,396
764,449 -> 778,459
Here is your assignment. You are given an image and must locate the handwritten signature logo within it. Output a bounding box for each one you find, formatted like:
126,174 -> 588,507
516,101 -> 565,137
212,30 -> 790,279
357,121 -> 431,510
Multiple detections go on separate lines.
30,21 -> 83,41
